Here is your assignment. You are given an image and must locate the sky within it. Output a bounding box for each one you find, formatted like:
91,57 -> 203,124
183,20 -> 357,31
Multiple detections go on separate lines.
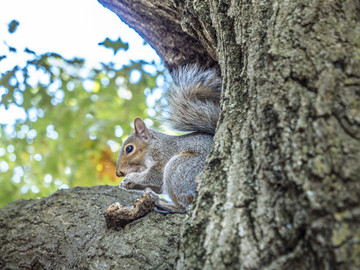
0,0 -> 160,71
0,0 -> 161,124
0,0 -> 159,72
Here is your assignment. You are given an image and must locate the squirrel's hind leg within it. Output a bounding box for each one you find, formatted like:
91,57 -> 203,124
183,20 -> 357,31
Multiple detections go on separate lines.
162,152 -> 204,212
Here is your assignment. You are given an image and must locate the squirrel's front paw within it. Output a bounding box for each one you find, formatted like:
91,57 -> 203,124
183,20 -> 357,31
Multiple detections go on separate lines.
119,175 -> 142,190
119,178 -> 133,190
119,175 -> 161,193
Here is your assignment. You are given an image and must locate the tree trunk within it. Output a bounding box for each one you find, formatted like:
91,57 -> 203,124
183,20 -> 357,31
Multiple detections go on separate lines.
0,186 -> 182,269
1,0 -> 359,269
98,0 -> 360,269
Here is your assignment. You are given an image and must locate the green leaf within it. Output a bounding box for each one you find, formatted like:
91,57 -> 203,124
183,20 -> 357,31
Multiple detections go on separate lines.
8,20 -> 19,34
24,48 -> 36,55
98,37 -> 129,55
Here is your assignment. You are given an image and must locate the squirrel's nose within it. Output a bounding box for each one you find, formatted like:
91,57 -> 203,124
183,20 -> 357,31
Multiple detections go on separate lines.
116,170 -> 125,177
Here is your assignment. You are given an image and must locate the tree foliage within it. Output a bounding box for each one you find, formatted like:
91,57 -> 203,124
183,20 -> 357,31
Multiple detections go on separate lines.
0,21 -> 164,208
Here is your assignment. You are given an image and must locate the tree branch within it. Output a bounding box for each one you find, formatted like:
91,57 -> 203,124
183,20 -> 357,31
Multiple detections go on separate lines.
98,0 -> 218,70
0,186 -> 182,269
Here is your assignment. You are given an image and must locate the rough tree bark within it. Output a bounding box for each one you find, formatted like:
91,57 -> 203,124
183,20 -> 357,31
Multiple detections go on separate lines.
1,0 -> 359,269
98,0 -> 218,71
98,0 -> 360,269
178,1 -> 360,269
0,186 -> 182,269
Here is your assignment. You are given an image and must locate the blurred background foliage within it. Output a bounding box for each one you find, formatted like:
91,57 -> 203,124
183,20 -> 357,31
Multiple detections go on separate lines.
0,20 -> 166,208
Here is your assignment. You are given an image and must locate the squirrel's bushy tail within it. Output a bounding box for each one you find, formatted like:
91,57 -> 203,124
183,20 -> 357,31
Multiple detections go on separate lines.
165,65 -> 222,135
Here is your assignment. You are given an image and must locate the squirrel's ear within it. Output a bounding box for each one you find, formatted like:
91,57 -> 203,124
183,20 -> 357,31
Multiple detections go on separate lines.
134,117 -> 150,141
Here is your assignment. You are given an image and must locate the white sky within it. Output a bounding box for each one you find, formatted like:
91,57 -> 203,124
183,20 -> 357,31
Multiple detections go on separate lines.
0,0 -> 161,124
0,0 -> 160,71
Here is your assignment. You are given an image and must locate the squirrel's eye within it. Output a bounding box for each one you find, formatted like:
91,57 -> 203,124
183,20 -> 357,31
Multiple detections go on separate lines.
125,145 -> 134,154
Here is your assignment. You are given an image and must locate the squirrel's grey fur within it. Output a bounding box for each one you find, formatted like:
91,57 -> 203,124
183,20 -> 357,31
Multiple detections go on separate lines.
116,65 -> 222,213
165,65 -> 221,134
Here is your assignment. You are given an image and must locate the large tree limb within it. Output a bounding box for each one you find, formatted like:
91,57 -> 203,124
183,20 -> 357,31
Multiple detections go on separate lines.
0,186 -> 182,269
98,0 -> 218,70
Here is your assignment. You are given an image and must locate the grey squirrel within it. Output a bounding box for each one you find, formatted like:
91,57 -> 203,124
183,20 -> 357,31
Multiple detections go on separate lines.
116,65 -> 221,213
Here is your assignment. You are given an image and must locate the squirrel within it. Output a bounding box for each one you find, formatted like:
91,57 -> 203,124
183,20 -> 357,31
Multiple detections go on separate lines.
116,65 -> 221,213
